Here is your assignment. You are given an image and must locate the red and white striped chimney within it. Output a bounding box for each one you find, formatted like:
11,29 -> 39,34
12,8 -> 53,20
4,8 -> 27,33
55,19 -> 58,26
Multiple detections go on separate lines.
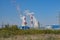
30,14 -> 33,27
22,16 -> 27,26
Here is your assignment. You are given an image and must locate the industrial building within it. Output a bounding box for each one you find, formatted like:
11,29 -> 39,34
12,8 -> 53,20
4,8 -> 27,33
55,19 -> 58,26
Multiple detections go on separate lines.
45,25 -> 60,30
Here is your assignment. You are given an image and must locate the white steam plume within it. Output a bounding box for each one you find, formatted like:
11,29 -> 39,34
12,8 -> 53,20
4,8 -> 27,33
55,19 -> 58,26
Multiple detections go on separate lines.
24,9 -> 30,16
24,10 -> 39,28
11,0 -> 22,19
24,9 -> 34,16
16,5 -> 23,20
12,0 -> 16,3
16,5 -> 20,13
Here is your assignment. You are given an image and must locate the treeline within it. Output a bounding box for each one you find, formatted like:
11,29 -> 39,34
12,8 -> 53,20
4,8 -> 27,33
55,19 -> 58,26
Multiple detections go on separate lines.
0,24 -> 60,38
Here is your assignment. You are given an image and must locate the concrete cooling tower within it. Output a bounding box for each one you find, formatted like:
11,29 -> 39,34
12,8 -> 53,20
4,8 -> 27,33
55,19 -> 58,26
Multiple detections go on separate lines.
33,16 -> 40,29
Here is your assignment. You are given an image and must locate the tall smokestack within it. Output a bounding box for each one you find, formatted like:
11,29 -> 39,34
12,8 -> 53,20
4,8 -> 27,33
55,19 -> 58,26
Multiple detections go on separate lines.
22,16 -> 27,26
24,10 -> 34,27
30,14 -> 34,27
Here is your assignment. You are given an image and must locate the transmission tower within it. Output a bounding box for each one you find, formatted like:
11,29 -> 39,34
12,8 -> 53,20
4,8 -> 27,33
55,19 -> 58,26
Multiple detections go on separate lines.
58,12 -> 60,25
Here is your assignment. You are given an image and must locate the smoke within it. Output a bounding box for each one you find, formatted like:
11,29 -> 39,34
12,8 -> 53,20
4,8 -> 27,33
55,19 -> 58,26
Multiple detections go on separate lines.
11,0 -> 22,19
11,0 -> 20,14
11,0 -> 16,6
24,10 -> 39,27
24,9 -> 34,16
16,5 -> 21,15
24,9 -> 30,16
16,5 -> 22,19
11,0 -> 23,26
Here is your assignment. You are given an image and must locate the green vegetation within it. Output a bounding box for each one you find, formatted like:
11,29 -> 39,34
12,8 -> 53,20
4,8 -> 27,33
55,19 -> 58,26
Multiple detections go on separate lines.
0,24 -> 60,38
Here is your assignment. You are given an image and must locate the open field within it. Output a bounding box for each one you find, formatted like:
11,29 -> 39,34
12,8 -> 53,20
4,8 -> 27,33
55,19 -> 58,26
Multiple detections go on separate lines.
0,34 -> 60,40
0,25 -> 60,40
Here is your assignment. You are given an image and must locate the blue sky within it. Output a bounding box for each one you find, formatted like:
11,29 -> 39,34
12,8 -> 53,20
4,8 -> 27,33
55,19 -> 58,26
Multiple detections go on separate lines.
0,0 -> 60,26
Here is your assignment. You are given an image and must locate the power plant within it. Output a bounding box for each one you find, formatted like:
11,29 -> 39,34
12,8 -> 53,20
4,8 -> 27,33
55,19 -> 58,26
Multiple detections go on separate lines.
21,16 -> 27,26
20,10 -> 40,29
12,0 -> 40,29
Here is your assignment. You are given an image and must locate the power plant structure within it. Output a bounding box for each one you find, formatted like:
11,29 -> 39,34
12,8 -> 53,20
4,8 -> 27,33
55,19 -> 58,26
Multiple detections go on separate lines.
14,1 -> 40,29
33,16 -> 40,29
20,15 -> 30,30
21,16 -> 27,26
26,12 -> 34,28
20,10 -> 40,30
29,13 -> 34,28
58,12 -> 60,26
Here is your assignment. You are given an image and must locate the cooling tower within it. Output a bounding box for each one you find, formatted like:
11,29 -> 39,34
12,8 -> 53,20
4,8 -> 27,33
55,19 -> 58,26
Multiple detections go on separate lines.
33,16 -> 40,29
22,16 -> 27,26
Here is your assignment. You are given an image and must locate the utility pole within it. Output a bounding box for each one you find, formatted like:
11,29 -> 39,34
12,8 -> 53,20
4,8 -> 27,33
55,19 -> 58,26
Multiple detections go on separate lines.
58,12 -> 60,26
1,22 -> 4,28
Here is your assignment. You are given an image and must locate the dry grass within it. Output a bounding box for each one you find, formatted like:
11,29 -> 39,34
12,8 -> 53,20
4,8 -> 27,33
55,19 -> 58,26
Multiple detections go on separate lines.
0,34 -> 60,40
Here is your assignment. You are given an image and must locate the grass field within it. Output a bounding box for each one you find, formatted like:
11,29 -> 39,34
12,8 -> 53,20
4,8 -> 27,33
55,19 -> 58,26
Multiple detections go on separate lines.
0,25 -> 60,40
